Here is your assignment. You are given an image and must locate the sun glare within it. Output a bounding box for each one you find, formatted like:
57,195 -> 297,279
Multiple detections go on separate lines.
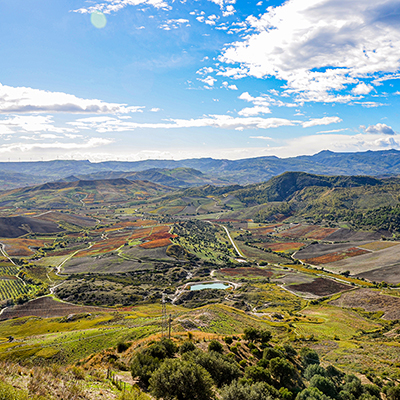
90,11 -> 107,29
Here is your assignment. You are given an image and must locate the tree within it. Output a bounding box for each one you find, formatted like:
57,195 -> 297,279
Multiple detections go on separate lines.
296,387 -> 332,400
300,347 -> 320,366
269,357 -> 295,385
130,351 -> 161,387
221,380 -> 278,400
149,359 -> 215,400
309,375 -> 336,398
387,386 -> 400,400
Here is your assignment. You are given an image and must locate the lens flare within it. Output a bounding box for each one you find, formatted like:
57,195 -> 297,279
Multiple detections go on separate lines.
91,12 -> 107,29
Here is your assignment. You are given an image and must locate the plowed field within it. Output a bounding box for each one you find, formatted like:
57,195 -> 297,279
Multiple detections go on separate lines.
289,277 -> 352,296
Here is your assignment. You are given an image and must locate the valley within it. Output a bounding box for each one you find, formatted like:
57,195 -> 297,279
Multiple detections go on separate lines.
0,156 -> 400,398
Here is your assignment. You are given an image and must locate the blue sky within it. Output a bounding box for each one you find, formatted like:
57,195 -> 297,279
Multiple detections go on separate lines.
1,0 -> 400,161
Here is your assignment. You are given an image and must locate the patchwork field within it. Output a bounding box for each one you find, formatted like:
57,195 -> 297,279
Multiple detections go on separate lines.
0,238 -> 52,257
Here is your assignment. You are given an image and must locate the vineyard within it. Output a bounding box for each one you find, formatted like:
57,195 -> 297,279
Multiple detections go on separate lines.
0,279 -> 35,301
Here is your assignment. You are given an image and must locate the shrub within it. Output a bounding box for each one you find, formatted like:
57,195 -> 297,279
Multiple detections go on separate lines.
221,380 -> 279,400
309,375 -> 336,398
117,342 -> 131,353
304,364 -> 326,380
149,358 -> 214,400
208,340 -> 223,354
224,336 -> 233,345
300,347 -> 320,366
179,341 -> 196,354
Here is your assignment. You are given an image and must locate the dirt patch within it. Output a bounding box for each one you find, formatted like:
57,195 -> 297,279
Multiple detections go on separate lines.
279,225 -> 319,239
330,288 -> 400,320
303,247 -> 370,265
289,277 -> 352,297
0,296 -> 110,320
219,267 -> 273,277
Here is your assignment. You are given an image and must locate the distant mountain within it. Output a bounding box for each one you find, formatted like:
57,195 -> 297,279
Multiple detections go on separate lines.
1,149 -> 400,188
234,171 -> 387,205
61,167 -> 228,188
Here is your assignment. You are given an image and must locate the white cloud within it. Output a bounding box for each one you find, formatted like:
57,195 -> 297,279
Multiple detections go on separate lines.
0,137 -> 113,154
302,116 -> 342,128
150,108 -> 160,112
219,0 -> 400,103
159,18 -> 189,30
197,67 -> 215,75
250,135 -> 273,140
198,76 -> 217,86
352,82 -> 374,95
222,82 -> 238,90
317,128 -> 349,134
363,123 -> 396,135
238,105 -> 271,116
0,115 -> 76,135
0,83 -> 143,114
68,114 -> 298,132
73,0 -> 170,14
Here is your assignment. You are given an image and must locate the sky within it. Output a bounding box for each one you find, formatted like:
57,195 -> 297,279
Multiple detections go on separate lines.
1,0 -> 400,161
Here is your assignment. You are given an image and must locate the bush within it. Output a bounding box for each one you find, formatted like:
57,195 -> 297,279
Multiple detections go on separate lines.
300,347 -> 320,366
221,380 -> 279,400
184,350 -> 241,387
179,341 -> 196,354
309,375 -> 336,398
117,342 -> 131,353
149,358 -> 215,400
296,387 -> 332,400
304,364 -> 326,380
224,336 -> 233,345
208,340 -> 223,353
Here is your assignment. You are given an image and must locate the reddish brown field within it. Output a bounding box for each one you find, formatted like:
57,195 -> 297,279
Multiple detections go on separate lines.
139,226 -> 176,249
290,277 -> 352,296
219,267 -> 273,277
303,247 -> 370,265
305,227 -> 339,240
140,238 -> 173,249
279,225 -> 318,239
77,235 -> 129,257
0,296 -> 111,320
105,219 -> 157,232
82,193 -> 95,203
0,238 -> 51,256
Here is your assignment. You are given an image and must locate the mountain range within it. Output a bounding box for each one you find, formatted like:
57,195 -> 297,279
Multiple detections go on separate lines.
0,149 -> 399,189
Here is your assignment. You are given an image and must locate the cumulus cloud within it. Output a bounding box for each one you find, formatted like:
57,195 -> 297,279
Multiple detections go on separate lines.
0,83 -> 143,114
352,82 -> 374,95
198,76 -> 217,86
363,123 -> 396,135
68,113 -> 341,132
219,0 -> 400,102
73,0 -> 170,14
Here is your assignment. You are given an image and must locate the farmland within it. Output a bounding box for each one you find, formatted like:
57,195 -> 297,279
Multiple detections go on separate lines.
0,172 -> 399,398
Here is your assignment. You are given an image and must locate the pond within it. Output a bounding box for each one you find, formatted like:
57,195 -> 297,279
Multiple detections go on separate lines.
190,282 -> 231,291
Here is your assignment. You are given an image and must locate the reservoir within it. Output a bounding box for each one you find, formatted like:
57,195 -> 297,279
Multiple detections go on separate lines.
190,282 -> 231,291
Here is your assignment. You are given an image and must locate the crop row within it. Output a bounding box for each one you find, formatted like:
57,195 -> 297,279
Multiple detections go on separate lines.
0,279 -> 34,300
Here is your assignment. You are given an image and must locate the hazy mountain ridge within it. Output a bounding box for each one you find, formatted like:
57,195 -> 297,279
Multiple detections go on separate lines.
1,149 -> 400,189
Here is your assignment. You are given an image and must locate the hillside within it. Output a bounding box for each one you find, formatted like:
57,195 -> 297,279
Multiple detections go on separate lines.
0,178 -> 172,209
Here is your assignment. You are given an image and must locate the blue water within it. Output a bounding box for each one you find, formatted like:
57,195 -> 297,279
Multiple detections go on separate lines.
190,282 -> 230,291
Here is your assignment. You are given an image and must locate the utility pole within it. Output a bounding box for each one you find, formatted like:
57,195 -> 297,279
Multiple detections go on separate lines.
161,294 -> 167,338
168,314 -> 172,339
